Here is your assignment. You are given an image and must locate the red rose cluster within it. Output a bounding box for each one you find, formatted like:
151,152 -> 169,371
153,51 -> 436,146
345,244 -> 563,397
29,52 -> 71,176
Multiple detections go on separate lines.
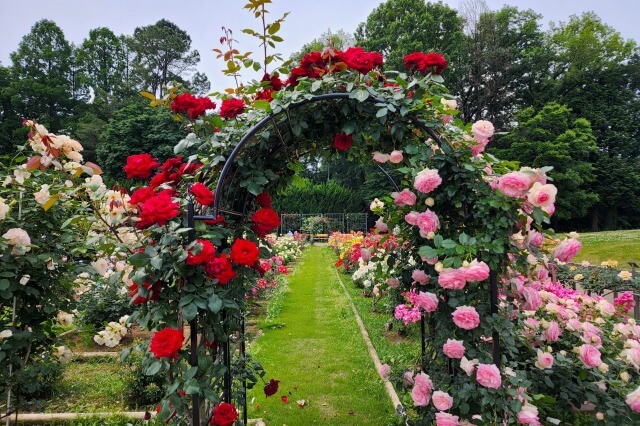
288,47 -> 383,86
189,182 -> 215,206
403,51 -> 447,75
124,153 -> 160,179
129,281 -> 162,305
256,73 -> 283,101
136,190 -> 180,229
210,402 -> 238,426
251,208 -> 281,238
149,327 -> 183,360
219,98 -> 246,119
149,155 -> 202,188
171,93 -> 216,120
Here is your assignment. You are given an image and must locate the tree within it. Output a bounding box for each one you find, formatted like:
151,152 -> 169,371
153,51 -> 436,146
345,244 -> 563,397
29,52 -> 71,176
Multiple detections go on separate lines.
128,19 -> 201,97
0,65 -> 24,155
290,28 -> 355,62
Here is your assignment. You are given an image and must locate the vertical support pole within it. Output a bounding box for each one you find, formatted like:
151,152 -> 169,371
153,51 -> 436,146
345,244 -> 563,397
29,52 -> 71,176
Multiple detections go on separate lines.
490,270 -> 501,368
241,315 -> 248,425
223,310 -> 232,403
187,199 -> 200,426
420,315 -> 426,371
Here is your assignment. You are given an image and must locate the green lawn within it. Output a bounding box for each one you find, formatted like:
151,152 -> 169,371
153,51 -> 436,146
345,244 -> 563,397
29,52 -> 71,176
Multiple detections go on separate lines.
247,245 -> 394,425
573,229 -> 640,266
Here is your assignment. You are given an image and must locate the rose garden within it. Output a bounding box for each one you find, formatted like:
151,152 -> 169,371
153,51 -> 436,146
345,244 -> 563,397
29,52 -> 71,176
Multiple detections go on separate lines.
1,1 -> 640,425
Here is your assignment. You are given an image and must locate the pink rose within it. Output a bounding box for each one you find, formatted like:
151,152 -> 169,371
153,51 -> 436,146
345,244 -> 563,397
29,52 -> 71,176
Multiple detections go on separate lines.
378,363 -> 390,379
578,344 -> 602,368
375,218 -> 388,233
452,306 -> 480,330
432,391 -> 453,411
535,349 -> 554,370
2,228 -> 31,255
475,363 -> 502,389
435,412 -> 460,426
497,172 -> 531,198
391,189 -> 416,206
626,386 -> 640,413
623,347 -> 640,369
517,403 -> 541,425
460,356 -> 477,376
414,168 -> 442,194
373,151 -> 390,163
411,372 -> 433,406
389,150 -> 404,163
472,120 -> 494,140
526,230 -> 543,247
403,371 -> 414,386
360,248 -> 371,262
471,139 -> 489,156
522,287 -> 542,311
527,182 -> 557,208
442,339 -> 465,359
413,291 -> 438,312
463,260 -> 490,282
387,277 -> 400,288
416,209 -> 440,235
438,268 -> 467,290
543,321 -> 560,342
553,238 -> 582,263
405,211 -> 420,225
412,269 -> 430,284
543,204 -> 555,216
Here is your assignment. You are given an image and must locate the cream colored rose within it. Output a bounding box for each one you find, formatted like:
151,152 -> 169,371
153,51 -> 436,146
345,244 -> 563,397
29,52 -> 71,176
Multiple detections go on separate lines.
2,228 -> 31,255
0,197 -> 10,220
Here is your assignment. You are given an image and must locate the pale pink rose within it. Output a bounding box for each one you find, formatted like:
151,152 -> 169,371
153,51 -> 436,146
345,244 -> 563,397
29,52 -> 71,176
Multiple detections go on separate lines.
443,339 -> 465,359
391,189 -> 416,206
553,238 -> 582,263
463,260 -> 490,282
425,256 -> 439,265
470,139 -> 489,156
472,120 -> 494,140
432,391 -> 453,411
527,182 -> 557,208
414,168 -> 442,194
520,166 -> 548,185
438,268 -> 467,290
442,115 -> 453,124
517,403 -> 541,425
578,344 -> 602,368
535,349 -> 554,370
582,331 -> 602,347
378,363 -> 390,379
389,150 -> 404,163
475,363 -> 502,389
460,356 -> 477,376
497,172 -> 531,198
625,386 -> 640,412
623,347 -> 640,369
526,230 -> 543,247
375,218 -> 388,233
522,287 -> 542,311
542,203 -> 555,216
373,151 -> 390,163
543,321 -> 561,342
403,371 -> 414,386
360,248 -> 371,262
387,277 -> 400,288
435,412 -> 460,426
452,306 -> 480,330
405,211 -> 420,225
2,228 -> 31,255
412,269 -> 430,284
411,372 -> 433,406
416,209 -> 440,235
414,291 -> 438,313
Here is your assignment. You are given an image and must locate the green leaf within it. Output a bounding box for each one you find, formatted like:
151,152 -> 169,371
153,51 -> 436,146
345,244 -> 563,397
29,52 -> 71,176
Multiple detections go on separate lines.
350,89 -> 369,102
441,239 -> 457,249
268,22 -> 280,35
247,181 -> 262,195
146,361 -> 162,376
129,252 -> 151,267
376,107 -> 388,118
418,245 -> 438,259
253,100 -> 271,112
0,279 -> 9,291
208,294 -> 223,313
311,80 -> 322,92
185,384 -> 200,395
184,366 -> 198,380
182,303 -> 198,321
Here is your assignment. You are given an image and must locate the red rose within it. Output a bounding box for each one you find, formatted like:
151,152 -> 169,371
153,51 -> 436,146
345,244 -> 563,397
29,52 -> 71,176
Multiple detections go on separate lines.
261,73 -> 283,91
190,183 -> 215,206
137,191 -> 180,229
210,402 -> 238,426
256,192 -> 271,208
149,172 -> 168,189
171,93 -> 216,119
130,186 -> 156,206
123,153 -> 160,179
149,328 -> 183,360
204,215 -> 225,226
129,281 -> 161,305
220,98 -> 246,119
186,239 -> 216,266
205,253 -> 236,284
343,47 -> 383,74
159,156 -> 184,185
255,89 -> 274,102
230,238 -> 260,266
287,66 -> 308,87
422,52 -> 447,75
333,133 -> 353,152
263,379 -> 280,397
178,161 -> 202,177
404,52 -> 427,72
251,208 -> 281,238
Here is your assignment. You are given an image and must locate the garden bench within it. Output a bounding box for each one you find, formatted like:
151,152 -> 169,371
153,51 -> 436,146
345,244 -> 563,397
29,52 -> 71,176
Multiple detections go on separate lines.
313,233 -> 329,242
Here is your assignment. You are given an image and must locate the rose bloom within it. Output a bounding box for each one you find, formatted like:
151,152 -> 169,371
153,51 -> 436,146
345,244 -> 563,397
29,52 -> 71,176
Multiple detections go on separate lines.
375,218 -> 388,232
416,209 -> 440,235
452,306 -> 480,330
391,189 -> 417,206
626,386 -> 640,413
443,339 -> 465,359
263,379 -> 280,397
211,402 -> 238,426
123,153 -> 160,179
389,150 -> 404,163
333,132 -> 353,151
535,349 -> 554,370
343,46 -> 383,74
230,238 -> 260,266
149,328 -> 183,360
373,151 -> 390,163
475,363 -> 502,389
432,391 -> 453,411
411,372 -> 433,406
497,172 -> 531,198
130,186 -> 155,206
219,98 -> 246,119
189,182 -> 215,206
618,270 -> 633,281
553,238 -> 582,263
379,363 -> 390,379
438,268 -> 467,290
0,197 -> 9,220
517,403 -> 541,425
578,344 -> 602,368
137,191 -> 180,229
412,269 -> 430,284
460,356 -> 477,376
543,321 -> 561,342
251,208 -> 281,237
256,192 -> 271,208
463,260 -> 490,282
522,287 -> 542,311
413,291 -> 438,312
527,230 -> 543,247
471,120 -> 494,141
405,211 -> 419,225
414,168 -> 442,194
2,228 -> 31,255
171,92 -> 216,119
435,412 -> 459,426
527,182 -> 557,208
186,239 -> 216,266
204,254 -> 236,284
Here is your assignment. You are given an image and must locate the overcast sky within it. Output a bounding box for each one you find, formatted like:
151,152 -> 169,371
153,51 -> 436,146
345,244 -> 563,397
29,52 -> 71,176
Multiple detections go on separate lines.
1,0 -> 638,92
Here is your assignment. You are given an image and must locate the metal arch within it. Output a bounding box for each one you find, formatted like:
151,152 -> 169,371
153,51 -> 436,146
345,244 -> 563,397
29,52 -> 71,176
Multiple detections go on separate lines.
212,92 -> 448,216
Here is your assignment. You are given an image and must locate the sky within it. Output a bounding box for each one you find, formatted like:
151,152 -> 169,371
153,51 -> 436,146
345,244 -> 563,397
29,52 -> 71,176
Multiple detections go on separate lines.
1,0 -> 639,92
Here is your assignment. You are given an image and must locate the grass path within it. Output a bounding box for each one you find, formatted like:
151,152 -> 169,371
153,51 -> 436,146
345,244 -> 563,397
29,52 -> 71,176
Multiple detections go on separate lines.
247,245 -> 393,425
573,229 -> 640,265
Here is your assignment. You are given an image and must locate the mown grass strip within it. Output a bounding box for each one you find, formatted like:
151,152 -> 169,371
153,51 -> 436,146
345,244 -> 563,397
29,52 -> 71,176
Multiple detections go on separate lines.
574,229 -> 640,265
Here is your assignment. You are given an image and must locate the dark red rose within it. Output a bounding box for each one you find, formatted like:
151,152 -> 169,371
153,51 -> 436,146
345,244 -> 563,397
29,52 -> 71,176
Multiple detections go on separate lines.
159,156 -> 184,185
137,191 -> 180,229
190,182 -> 215,206
261,73 -> 283,91
422,52 -> 447,75
343,47 -> 383,74
300,51 -> 325,69
205,253 -> 236,284
220,98 -> 246,119
404,52 -> 427,72
129,281 -> 161,305
263,379 -> 280,397
130,186 -> 156,206
204,215 -> 225,226
210,402 -> 238,426
171,93 -> 216,119
178,161 -> 202,177
287,66 -> 308,87
149,328 -> 183,360
149,172 -> 168,189
230,238 -> 260,266
251,208 -> 280,238
256,89 -> 274,102
333,132 -> 353,152
256,192 -> 271,208
186,239 -> 216,266
123,153 -> 160,179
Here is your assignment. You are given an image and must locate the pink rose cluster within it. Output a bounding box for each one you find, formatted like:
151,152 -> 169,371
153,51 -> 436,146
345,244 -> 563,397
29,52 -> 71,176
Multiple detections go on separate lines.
451,306 -> 480,330
408,289 -> 439,313
373,150 -> 404,164
394,304 -> 422,325
495,168 -> 556,213
413,168 -> 442,194
410,372 -> 433,406
614,292 -> 636,314
469,120 -> 494,156
405,209 -> 440,238
438,259 -> 490,290
553,237 -> 582,263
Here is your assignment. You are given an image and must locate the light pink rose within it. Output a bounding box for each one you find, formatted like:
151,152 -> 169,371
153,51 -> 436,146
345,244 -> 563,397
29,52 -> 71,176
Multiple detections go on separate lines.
438,268 -> 467,290
463,260 -> 490,282
543,321 -> 560,342
441,115 -> 453,124
553,238 -> 581,263
517,403 -> 541,425
443,339 -> 465,359
414,291 -> 438,312
472,120 -> 494,140
360,248 -> 371,262
471,139 -> 489,156
435,412 -> 460,426
375,218 -> 388,233
412,269 -> 430,285
432,391 -> 453,411
373,151 -> 390,163
475,363 -> 502,389
460,356 -> 477,376
403,371 -> 414,386
391,189 -> 416,206
2,228 -> 31,255
416,209 -> 440,235
379,363 -> 390,379
522,287 -> 542,311
526,230 -> 543,247
414,168 -> 442,194
626,386 -> 640,413
387,277 -> 400,288
543,203 -> 555,216
578,344 -> 602,368
497,172 -> 531,198
623,347 -> 640,369
535,349 -> 554,370
405,211 -> 419,225
389,150 -> 404,163
425,256 -> 439,265
452,306 -> 480,330
411,372 -> 433,406
527,182 -> 557,208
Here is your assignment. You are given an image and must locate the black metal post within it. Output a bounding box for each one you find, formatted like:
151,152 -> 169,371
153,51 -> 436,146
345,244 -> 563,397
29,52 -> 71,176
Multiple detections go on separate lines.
187,199 -> 201,425
490,270 -> 500,368
241,315 -> 248,425
223,311 -> 232,403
